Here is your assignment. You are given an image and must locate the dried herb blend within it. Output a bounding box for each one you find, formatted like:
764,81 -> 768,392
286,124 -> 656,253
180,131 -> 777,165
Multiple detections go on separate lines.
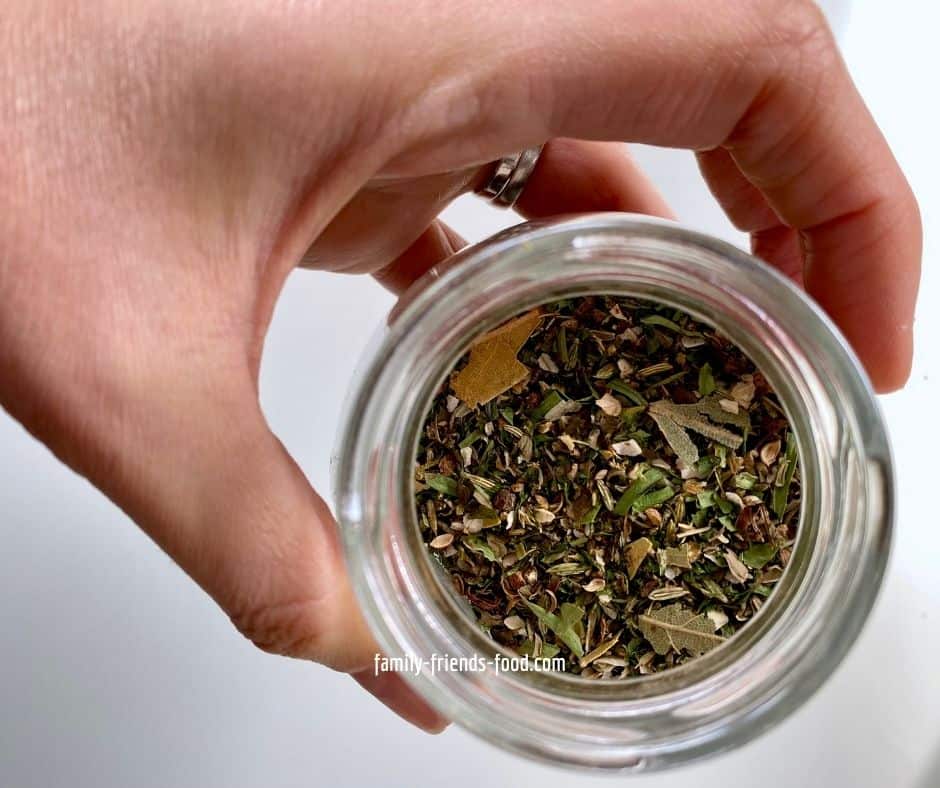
414,295 -> 801,678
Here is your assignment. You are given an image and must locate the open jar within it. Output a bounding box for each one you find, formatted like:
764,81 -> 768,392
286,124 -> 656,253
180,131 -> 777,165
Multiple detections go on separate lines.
332,213 -> 892,771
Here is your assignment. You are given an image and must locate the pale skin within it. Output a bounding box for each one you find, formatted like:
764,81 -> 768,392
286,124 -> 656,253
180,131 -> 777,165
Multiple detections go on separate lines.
0,1 -> 921,732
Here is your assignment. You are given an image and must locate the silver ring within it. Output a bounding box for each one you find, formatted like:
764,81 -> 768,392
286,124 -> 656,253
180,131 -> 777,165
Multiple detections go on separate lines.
477,145 -> 544,208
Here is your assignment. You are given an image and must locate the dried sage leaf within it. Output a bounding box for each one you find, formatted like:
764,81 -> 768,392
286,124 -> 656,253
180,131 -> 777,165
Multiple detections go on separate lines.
638,603 -> 725,656
648,408 -> 700,466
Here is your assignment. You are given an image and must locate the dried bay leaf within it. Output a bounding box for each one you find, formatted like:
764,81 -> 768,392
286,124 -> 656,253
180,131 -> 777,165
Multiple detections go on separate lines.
638,603 -> 725,656
451,309 -> 542,406
625,537 -> 653,579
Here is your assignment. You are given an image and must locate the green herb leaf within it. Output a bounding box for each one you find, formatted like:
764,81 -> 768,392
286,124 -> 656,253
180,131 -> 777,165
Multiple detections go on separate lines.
733,472 -> 758,490
458,430 -> 483,449
463,535 -> 498,562
580,502 -> 602,526
698,362 -> 716,397
742,543 -> 778,569
524,600 -> 585,658
632,485 -> 676,512
613,468 -> 665,515
531,390 -> 564,420
621,404 -> 646,424
557,326 -> 569,365
694,577 -> 730,603
425,474 -> 458,497
607,379 -> 647,405
694,456 -> 719,477
772,432 -> 799,519
651,398 -> 745,448
696,490 -> 716,509
641,314 -> 683,332
541,643 -> 561,659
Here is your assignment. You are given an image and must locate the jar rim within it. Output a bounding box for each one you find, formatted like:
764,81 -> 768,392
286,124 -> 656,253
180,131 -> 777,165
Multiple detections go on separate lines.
333,214 -> 893,771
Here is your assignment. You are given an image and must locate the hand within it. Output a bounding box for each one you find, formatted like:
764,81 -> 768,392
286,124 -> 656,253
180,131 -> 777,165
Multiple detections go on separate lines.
0,0 -> 920,731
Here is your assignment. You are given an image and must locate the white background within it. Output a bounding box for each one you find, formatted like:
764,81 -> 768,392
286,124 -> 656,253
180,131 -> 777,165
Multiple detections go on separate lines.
2,3 -> 939,786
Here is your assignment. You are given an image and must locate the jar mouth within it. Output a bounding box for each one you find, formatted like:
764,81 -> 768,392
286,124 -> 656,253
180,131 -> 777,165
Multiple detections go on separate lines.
334,214 -> 893,771
395,283 -> 811,702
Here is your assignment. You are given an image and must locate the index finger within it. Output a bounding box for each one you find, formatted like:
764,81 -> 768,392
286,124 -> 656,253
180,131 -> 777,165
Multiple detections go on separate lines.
405,0 -> 920,390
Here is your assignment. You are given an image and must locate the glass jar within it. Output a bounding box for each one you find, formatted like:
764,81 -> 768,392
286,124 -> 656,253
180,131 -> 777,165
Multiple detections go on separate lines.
332,213 -> 892,772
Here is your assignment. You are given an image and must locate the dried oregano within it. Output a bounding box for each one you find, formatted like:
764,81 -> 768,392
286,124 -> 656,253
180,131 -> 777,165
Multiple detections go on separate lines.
414,295 -> 801,678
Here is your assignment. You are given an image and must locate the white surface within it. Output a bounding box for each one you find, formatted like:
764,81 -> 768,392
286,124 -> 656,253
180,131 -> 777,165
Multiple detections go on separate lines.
2,3 -> 939,787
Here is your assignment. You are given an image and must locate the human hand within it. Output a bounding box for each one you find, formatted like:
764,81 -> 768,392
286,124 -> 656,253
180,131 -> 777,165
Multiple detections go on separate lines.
0,0 -> 919,732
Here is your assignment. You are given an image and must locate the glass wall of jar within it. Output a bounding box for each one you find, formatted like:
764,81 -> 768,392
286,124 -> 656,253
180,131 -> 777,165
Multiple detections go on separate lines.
332,214 -> 892,772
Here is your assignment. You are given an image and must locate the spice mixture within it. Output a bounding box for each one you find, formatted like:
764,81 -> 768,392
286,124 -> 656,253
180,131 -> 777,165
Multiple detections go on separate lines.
414,296 -> 801,677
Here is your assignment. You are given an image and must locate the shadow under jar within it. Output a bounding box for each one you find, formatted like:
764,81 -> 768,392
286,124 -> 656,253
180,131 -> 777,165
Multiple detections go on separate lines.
332,214 -> 893,772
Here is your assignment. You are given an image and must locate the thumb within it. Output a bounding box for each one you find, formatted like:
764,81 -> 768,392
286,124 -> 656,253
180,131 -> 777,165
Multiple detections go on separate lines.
79,364 -> 446,732
206,419 -> 448,733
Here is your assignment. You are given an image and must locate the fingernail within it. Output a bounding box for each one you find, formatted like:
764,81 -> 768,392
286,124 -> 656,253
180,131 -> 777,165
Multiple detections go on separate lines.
351,668 -> 449,734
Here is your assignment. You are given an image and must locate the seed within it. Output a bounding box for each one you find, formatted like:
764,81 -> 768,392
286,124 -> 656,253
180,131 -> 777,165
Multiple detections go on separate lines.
503,615 -> 525,631
595,392 -> 622,416
611,439 -> 642,457
429,533 -> 454,549
538,353 -> 560,373
760,439 -> 782,466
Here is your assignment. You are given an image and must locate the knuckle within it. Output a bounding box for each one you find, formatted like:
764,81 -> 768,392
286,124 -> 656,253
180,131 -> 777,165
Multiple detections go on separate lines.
755,0 -> 836,69
725,0 -> 839,175
230,596 -> 336,663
